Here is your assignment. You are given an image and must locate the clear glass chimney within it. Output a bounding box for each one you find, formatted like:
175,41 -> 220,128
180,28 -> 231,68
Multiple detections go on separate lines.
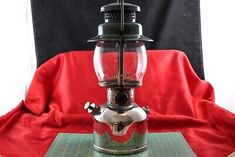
93,41 -> 147,88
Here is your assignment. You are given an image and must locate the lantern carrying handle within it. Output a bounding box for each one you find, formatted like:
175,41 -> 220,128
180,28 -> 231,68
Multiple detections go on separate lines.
116,0 -> 125,32
120,0 -> 125,32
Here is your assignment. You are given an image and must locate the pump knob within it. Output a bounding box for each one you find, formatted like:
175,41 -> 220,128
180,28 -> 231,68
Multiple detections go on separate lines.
84,102 -> 101,115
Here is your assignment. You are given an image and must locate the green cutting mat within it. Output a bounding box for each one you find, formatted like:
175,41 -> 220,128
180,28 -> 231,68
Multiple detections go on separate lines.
45,132 -> 197,157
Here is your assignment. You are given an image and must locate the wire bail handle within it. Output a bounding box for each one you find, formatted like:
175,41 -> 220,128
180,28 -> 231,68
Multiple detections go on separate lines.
117,0 -> 125,86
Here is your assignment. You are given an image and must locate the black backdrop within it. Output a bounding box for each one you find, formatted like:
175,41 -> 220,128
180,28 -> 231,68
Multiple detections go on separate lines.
31,0 -> 204,79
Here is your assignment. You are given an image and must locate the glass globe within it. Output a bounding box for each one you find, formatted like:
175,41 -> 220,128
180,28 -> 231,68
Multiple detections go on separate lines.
93,41 -> 147,87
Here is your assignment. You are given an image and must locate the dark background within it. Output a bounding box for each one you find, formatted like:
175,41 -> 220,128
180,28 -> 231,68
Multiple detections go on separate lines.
31,0 -> 204,79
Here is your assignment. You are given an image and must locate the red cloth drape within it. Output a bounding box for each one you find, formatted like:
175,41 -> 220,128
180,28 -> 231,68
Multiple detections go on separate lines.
0,50 -> 234,157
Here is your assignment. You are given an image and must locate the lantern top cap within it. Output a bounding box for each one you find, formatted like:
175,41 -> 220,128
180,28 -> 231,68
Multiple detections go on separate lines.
101,3 -> 140,13
87,1 -> 153,42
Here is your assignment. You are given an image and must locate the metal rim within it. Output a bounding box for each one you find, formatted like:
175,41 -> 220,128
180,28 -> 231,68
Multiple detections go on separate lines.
100,3 -> 141,13
87,35 -> 153,42
93,144 -> 148,155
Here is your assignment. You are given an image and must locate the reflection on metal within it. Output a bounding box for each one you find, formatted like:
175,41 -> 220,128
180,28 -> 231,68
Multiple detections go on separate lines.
93,131 -> 148,155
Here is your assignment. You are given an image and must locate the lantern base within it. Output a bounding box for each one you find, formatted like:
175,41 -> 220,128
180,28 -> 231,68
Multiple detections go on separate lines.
84,88 -> 150,155
93,131 -> 148,155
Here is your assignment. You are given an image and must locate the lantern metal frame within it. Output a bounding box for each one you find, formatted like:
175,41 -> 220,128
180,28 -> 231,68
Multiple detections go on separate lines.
84,0 -> 153,155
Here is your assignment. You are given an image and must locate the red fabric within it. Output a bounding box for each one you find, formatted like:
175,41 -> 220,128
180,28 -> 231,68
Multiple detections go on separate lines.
0,50 -> 235,157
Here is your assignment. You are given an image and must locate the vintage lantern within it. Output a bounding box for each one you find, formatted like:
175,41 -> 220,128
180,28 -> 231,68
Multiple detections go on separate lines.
84,0 -> 153,155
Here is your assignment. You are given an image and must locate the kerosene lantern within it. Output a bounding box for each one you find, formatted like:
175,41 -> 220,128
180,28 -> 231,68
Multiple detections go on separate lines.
84,0 -> 153,155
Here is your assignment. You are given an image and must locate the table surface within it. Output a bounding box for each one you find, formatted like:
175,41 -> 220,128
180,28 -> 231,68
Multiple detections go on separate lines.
45,132 -> 197,157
